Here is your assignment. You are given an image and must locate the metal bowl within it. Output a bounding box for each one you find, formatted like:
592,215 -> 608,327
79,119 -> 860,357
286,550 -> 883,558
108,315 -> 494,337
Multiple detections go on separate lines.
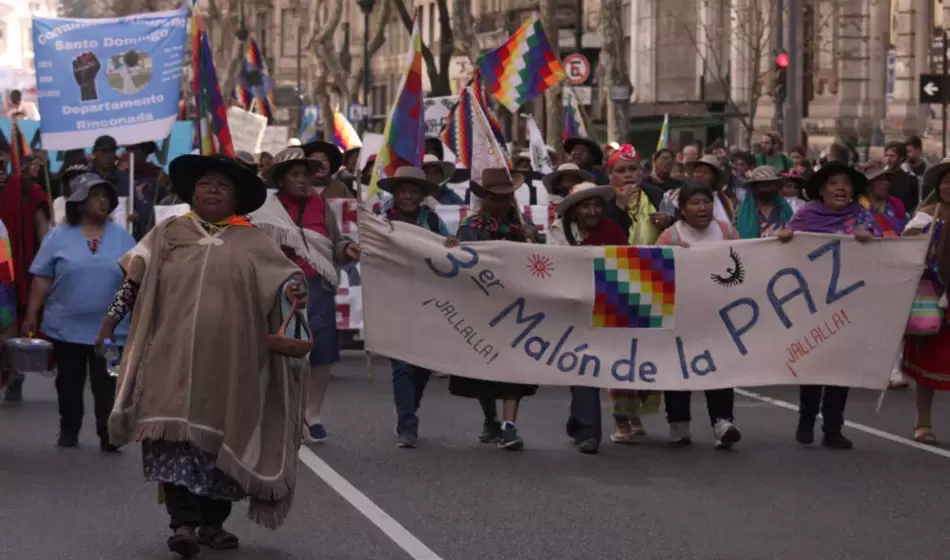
5,338 -> 54,375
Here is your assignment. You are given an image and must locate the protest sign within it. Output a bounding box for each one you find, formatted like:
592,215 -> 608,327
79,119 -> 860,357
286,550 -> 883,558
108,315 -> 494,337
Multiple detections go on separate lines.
359,209 -> 929,390
423,96 -> 457,137
227,107 -> 267,155
153,203 -> 189,225
31,6 -> 189,150
260,126 -> 289,155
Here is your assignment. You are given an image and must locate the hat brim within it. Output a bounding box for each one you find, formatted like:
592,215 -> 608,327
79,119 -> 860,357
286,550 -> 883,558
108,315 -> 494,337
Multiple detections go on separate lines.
542,168 -> 595,193
170,155 -> 267,216
378,176 -> 440,197
804,162 -> 869,201
866,168 -> 896,182
301,141 -> 344,171
744,177 -> 785,188
67,178 -> 119,214
423,161 -> 456,180
693,160 -> 723,185
266,158 -> 323,185
923,162 -> 950,195
556,185 -> 615,217
470,181 -> 519,198
562,137 -> 604,166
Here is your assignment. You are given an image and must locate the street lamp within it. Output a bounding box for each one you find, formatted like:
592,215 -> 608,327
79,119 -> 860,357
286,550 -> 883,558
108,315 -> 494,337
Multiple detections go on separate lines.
356,0 -> 376,133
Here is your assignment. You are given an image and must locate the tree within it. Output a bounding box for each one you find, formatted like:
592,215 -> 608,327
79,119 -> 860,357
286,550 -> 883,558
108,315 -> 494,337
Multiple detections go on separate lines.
300,0 -> 391,139
656,0 -> 844,149
59,0 -> 109,17
599,0 -> 629,142
390,0 -> 454,96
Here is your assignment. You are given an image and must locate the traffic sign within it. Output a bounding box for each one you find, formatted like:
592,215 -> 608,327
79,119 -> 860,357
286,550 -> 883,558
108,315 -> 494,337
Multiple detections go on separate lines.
920,74 -> 947,104
563,53 -> 590,85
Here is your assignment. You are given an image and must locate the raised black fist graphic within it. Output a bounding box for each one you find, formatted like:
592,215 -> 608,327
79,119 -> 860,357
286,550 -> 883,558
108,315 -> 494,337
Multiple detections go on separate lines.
72,52 -> 101,102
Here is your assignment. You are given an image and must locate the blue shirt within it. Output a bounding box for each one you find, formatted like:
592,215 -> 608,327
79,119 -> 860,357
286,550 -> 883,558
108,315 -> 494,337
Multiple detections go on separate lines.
30,223 -> 136,345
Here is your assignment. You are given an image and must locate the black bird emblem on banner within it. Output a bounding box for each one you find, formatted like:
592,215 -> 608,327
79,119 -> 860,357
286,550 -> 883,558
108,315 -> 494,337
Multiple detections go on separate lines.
711,248 -> 745,287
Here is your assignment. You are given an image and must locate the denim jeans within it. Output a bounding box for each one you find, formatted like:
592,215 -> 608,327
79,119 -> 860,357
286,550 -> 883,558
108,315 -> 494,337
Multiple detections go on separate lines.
566,386 -> 602,442
391,360 -> 431,436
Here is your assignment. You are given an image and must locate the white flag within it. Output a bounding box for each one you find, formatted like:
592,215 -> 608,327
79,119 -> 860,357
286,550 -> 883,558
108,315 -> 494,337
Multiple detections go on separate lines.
468,86 -> 510,185
525,115 -> 554,174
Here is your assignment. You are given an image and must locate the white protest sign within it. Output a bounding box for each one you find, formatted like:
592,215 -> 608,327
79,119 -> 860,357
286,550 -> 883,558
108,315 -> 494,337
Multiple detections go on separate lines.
423,96 -> 457,137
260,126 -> 289,155
153,203 -> 190,225
356,133 -> 385,173
359,209 -> 929,391
227,107 -> 268,154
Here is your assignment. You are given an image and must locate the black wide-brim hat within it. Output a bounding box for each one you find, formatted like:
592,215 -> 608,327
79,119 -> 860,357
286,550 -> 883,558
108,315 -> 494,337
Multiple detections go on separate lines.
803,161 -> 869,201
562,137 -> 604,166
169,154 -> 267,216
301,140 -> 343,172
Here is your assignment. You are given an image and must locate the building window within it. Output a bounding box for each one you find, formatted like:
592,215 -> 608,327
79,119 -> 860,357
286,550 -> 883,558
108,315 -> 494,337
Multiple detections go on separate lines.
281,9 -> 298,57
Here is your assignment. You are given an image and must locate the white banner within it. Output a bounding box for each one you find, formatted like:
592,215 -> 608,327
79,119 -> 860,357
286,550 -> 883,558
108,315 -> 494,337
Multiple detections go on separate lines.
358,209 -> 929,390
227,106 -> 268,155
259,126 -> 289,155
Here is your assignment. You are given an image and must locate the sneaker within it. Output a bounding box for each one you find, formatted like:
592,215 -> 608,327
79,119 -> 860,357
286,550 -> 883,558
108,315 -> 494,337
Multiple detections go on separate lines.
629,416 -> 647,436
795,419 -> 815,445
610,429 -> 637,444
713,419 -> 742,449
100,439 -> 121,453
57,432 -> 78,448
303,423 -> 328,444
396,433 -> 418,448
821,432 -> 853,450
888,368 -> 909,389
669,421 -> 692,445
479,420 -> 502,443
497,423 -> 524,451
577,438 -> 599,454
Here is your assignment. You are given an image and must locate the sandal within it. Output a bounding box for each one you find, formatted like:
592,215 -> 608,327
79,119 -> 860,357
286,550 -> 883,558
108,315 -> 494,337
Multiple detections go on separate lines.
167,526 -> 201,558
197,525 -> 240,550
914,426 -> 938,445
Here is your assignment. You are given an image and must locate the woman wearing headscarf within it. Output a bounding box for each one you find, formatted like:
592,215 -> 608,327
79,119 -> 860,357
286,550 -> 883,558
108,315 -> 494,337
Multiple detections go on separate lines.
899,158 -> 950,444
594,144 -> 667,442
446,168 -> 539,450
656,183 -> 743,448
785,162 -> 882,449
250,147 -> 360,444
99,154 -> 310,556
24,173 -> 134,450
736,166 -> 795,239
548,181 -> 626,454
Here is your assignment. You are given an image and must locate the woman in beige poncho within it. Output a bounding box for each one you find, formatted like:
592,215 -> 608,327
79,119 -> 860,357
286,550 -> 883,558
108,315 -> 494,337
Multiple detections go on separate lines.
98,154 -> 310,557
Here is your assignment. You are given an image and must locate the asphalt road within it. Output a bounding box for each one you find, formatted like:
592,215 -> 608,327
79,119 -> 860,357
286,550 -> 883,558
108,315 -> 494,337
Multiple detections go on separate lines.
1,353 -> 948,560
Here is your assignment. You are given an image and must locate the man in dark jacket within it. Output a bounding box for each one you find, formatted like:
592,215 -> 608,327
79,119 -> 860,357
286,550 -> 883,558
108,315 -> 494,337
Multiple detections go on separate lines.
883,141 -> 921,213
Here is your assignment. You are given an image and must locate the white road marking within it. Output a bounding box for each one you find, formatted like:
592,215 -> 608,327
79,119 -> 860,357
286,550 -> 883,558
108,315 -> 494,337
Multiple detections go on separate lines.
736,389 -> 950,460
298,446 -> 446,560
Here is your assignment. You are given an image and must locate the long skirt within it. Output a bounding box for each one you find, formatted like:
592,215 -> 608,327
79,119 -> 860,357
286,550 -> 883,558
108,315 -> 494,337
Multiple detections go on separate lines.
902,327 -> 950,391
449,376 -> 537,401
143,439 -> 246,502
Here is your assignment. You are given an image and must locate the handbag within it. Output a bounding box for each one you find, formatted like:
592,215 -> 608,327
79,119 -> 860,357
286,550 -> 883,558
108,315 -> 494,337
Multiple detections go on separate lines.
906,275 -> 944,336
266,296 -> 313,358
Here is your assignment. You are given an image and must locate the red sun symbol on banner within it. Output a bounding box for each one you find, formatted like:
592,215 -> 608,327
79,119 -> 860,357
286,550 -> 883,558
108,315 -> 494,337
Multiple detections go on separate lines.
526,254 -> 555,279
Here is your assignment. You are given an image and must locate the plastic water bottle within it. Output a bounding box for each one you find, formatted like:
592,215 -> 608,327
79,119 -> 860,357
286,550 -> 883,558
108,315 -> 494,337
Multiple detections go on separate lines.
102,338 -> 121,377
